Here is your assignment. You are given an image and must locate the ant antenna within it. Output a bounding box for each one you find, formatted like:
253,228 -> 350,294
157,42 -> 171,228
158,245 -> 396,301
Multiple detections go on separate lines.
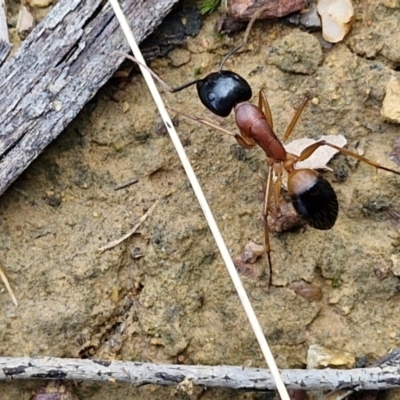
218,7 -> 258,72
114,51 -> 200,93
218,44 -> 243,71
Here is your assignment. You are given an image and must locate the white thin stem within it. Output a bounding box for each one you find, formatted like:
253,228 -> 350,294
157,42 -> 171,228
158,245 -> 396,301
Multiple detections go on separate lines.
108,1 -> 290,399
0,0 -> 9,44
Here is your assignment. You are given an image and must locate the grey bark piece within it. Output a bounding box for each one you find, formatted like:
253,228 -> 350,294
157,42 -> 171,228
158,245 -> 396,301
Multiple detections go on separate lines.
0,41 -> 11,64
1,356 -> 400,390
0,0 -> 179,197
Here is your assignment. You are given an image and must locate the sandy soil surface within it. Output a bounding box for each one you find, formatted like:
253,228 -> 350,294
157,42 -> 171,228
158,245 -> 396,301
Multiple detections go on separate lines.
2,1 -> 400,399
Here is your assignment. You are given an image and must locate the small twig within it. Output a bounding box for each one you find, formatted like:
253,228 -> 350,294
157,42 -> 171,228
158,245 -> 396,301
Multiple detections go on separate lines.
12,187 -> 29,198
1,356 -> 400,391
114,177 -> 138,191
330,391 -> 353,400
99,201 -> 157,253
0,263 -> 18,306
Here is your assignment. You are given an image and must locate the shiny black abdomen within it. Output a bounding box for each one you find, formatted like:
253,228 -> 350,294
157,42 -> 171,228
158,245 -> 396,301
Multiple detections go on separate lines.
196,71 -> 252,117
290,175 -> 339,230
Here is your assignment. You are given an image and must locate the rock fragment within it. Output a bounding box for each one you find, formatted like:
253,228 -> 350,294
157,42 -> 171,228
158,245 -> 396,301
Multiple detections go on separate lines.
300,3 -> 321,30
227,0 -> 307,20
17,6 -> 34,33
381,77 -> 400,123
290,280 -> 323,302
266,31 -> 323,74
307,344 -> 355,369
317,0 -> 354,43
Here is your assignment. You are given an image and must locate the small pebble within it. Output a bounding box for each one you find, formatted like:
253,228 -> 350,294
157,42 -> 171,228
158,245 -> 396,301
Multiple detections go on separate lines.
390,254 -> 400,276
341,306 -> 351,315
374,258 -> 390,280
300,2 -> 321,30
307,344 -> 355,369
168,48 -> 191,67
45,196 -> 61,207
290,280 -> 322,302
389,138 -> 400,165
333,164 -> 348,182
381,77 -> 400,123
318,0 -> 354,43
122,102 -> 129,113
16,6 -> 34,33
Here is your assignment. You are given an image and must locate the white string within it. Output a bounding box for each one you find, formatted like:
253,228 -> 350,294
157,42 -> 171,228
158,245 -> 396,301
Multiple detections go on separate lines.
108,2 -> 290,399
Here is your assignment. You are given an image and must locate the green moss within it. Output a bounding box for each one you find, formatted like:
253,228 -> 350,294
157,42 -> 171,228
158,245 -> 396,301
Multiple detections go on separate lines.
200,0 -> 220,15
332,267 -> 344,288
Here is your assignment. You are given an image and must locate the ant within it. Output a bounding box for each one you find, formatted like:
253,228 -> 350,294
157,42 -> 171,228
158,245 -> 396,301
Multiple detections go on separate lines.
117,18 -> 400,287
173,89 -> 400,286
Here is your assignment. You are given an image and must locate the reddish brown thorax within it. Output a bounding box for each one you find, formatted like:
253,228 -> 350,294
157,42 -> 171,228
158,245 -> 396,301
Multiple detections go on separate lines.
235,103 -> 286,161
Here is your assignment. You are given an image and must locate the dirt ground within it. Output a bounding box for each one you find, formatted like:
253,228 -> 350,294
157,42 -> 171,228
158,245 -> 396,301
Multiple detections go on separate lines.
2,0 -> 400,399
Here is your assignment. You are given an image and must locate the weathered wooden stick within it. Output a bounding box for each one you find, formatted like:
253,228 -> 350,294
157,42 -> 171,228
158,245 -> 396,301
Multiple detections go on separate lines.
0,0 -> 179,197
1,357 -> 400,391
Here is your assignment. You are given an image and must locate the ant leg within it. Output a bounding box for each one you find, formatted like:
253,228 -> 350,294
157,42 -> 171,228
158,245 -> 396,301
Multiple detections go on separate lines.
258,91 -> 274,129
260,174 -> 279,218
114,51 -> 200,93
298,140 -> 400,175
263,165 -> 275,288
282,96 -> 310,143
273,168 -> 283,215
169,106 -> 257,149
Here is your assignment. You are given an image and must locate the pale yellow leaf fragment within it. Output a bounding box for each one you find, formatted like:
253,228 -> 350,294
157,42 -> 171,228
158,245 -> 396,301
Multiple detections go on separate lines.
284,134 -> 347,171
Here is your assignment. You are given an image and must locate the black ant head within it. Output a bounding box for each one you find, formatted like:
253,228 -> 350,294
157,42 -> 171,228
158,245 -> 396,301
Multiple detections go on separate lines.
196,71 -> 252,117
